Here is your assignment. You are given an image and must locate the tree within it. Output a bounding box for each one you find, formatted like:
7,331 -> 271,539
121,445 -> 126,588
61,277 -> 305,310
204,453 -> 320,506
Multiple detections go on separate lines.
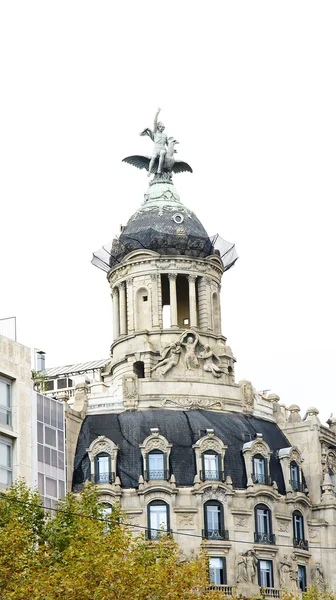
0,481 -> 229,600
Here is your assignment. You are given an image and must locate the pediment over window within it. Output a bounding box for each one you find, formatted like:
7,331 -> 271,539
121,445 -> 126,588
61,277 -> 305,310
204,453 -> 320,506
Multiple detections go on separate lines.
87,436 -> 119,461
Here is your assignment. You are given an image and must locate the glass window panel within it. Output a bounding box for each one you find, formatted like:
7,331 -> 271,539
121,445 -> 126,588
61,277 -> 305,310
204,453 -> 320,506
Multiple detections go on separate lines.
45,426 -> 56,447
257,509 -> 270,534
57,403 -> 64,430
0,442 -> 11,467
298,565 -> 306,591
148,453 -> 164,471
204,454 -> 218,471
44,497 -> 51,508
58,480 -> 65,498
259,560 -> 273,587
51,449 -> 58,468
0,380 -> 11,408
50,401 -> 57,427
37,394 -> 43,421
209,557 -> 223,585
206,505 -> 220,530
37,443 -> 44,462
0,467 -> 11,486
38,473 -> 44,495
58,452 -> 64,470
44,446 -> 51,465
97,455 -> 110,475
37,422 -> 43,444
149,504 -> 168,532
44,397 -> 50,425
57,429 -> 64,451
46,477 -> 57,497
254,457 -> 265,476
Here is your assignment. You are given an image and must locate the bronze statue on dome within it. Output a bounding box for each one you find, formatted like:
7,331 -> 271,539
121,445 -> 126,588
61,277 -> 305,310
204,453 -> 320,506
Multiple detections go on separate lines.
122,108 -> 193,178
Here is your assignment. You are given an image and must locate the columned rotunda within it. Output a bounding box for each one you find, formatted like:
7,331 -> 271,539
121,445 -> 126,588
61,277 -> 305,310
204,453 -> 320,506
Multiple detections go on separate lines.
43,113 -> 336,598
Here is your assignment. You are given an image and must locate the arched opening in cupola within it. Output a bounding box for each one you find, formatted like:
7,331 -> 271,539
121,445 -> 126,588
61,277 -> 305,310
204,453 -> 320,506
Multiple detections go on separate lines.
176,275 -> 190,328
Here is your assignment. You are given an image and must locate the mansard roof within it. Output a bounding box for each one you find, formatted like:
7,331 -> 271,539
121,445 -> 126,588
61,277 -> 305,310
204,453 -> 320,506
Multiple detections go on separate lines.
72,409 -> 290,494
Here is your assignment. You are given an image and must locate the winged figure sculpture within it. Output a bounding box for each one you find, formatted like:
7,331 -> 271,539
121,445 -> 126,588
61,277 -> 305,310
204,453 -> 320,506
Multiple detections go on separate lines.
122,109 -> 193,176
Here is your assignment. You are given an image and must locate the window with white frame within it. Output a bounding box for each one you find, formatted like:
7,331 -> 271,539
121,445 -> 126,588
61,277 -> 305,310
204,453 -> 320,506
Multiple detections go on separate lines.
298,565 -> 307,592
254,503 -> 275,544
95,453 -> 113,484
258,559 -> 273,587
0,436 -> 12,488
209,557 -> 227,585
203,451 -> 220,480
290,461 -> 300,491
147,500 -> 169,540
0,376 -> 12,427
252,454 -> 269,485
146,450 -> 167,480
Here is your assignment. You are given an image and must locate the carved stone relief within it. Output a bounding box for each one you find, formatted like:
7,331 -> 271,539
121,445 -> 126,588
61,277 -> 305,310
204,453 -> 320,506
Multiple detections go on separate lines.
122,376 -> 139,410
278,519 -> 290,533
162,397 -> 224,410
240,380 -> 254,410
308,526 -> 320,540
88,436 -> 117,459
203,485 -> 228,503
177,514 -> 195,527
151,329 -> 225,379
234,516 -> 248,528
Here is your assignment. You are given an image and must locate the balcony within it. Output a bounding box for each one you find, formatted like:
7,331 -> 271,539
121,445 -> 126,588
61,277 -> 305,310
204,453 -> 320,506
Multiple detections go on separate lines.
202,529 -> 230,541
200,470 -> 224,482
260,588 -> 282,598
208,585 -> 237,596
293,537 -> 309,551
144,469 -> 169,481
92,472 -> 115,484
289,480 -> 305,493
145,528 -> 173,541
254,532 -> 276,545
252,473 -> 272,485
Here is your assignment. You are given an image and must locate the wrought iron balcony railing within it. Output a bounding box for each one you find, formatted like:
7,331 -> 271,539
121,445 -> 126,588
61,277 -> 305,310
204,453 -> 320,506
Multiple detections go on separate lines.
202,528 -> 229,541
293,537 -> 309,551
92,472 -> 115,485
254,531 -> 276,545
252,473 -> 272,485
260,588 -> 282,598
289,480 -> 305,493
200,470 -> 224,482
144,469 -> 169,481
208,585 -> 236,596
145,528 -> 173,541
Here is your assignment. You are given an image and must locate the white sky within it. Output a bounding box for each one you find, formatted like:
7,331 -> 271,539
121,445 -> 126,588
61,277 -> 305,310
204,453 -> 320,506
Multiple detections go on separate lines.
1,2 -> 335,424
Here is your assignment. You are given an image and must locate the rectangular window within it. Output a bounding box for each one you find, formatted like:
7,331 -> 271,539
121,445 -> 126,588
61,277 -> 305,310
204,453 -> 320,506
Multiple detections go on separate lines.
203,453 -> 219,480
209,557 -> 227,585
298,565 -> 307,592
148,503 -> 168,539
45,426 -> 56,447
148,452 -> 165,479
46,477 -> 57,498
37,422 -> 44,444
44,397 -> 50,425
57,403 -> 64,430
0,377 -> 12,427
258,560 -> 273,587
50,400 -> 57,427
257,509 -> 270,534
0,437 -> 12,487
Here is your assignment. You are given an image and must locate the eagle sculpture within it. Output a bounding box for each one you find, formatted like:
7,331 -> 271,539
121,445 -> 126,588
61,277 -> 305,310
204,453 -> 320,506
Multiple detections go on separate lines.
123,137 -> 193,175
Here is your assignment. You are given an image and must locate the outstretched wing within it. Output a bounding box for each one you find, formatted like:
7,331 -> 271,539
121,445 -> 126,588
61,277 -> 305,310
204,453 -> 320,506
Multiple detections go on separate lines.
172,161 -> 193,174
122,155 -> 151,171
140,128 -> 154,141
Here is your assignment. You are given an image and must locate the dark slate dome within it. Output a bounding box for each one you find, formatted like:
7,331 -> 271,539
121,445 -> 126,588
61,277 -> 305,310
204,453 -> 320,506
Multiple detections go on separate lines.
72,409 -> 291,495
107,181 -> 215,267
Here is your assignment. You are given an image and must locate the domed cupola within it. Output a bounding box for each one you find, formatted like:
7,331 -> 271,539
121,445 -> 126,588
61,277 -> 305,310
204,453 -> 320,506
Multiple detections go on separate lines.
91,110 -> 238,387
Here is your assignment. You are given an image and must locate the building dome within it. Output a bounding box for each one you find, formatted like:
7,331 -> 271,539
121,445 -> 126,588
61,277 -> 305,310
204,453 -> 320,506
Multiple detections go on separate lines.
118,180 -> 213,261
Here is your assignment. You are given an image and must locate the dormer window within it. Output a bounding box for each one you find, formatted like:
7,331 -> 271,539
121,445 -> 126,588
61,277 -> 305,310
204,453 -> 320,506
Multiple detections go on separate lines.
290,461 -> 301,492
146,450 -> 167,481
252,454 -> 269,485
202,451 -> 220,481
140,429 -> 172,483
193,430 -> 227,484
87,436 -> 119,486
95,453 -> 113,484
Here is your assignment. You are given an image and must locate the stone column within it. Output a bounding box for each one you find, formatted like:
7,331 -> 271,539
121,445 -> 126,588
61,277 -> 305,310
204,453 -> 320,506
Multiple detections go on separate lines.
119,282 -> 127,335
168,273 -> 178,327
188,275 -> 197,327
150,273 -> 160,329
112,288 -> 120,339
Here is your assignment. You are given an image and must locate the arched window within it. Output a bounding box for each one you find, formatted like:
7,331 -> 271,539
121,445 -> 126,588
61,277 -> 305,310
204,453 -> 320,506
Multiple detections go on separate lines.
290,461 -> 301,491
94,452 -> 113,484
203,501 -> 227,540
101,502 -> 113,518
136,287 -> 151,330
252,454 -> 269,485
254,504 -> 275,545
202,451 -> 220,481
147,500 -> 170,540
133,361 -> 145,378
293,510 -> 308,550
146,450 -> 167,481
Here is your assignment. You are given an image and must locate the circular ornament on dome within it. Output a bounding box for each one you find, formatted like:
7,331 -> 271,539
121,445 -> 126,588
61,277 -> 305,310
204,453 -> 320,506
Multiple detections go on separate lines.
172,213 -> 184,224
